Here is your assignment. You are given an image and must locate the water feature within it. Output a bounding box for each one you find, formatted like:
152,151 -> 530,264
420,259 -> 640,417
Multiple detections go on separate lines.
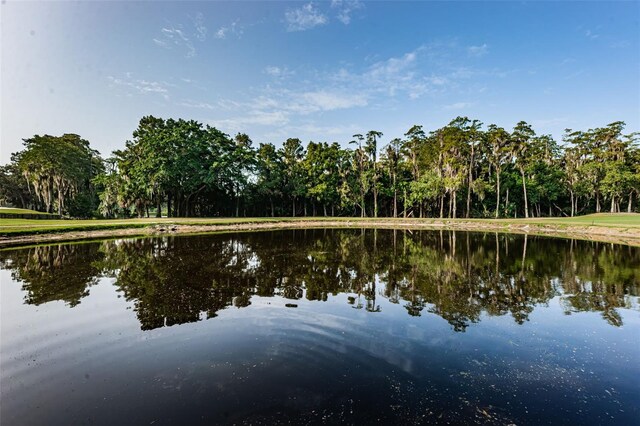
1,229 -> 638,424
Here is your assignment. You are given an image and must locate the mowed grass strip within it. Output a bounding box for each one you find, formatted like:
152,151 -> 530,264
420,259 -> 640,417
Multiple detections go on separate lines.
0,207 -> 59,219
0,213 -> 638,237
0,217 -> 284,236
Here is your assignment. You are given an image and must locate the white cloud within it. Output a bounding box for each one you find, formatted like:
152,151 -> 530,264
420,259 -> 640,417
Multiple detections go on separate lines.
264,66 -> 295,79
334,49 -> 439,99
584,29 -> 599,40
210,111 -> 290,131
285,3 -> 327,32
178,100 -> 214,110
158,25 -> 196,57
153,15 -> 210,57
264,122 -> 361,141
301,90 -> 367,111
444,102 -> 473,110
214,27 -> 227,39
331,0 -> 363,25
153,38 -> 169,48
467,44 -> 489,57
207,43 -> 510,135
191,12 -> 207,41
107,75 -> 171,100
214,21 -> 243,40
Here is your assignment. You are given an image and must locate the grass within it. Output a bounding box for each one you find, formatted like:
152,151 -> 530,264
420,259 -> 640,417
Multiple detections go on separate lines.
0,207 -> 57,217
0,213 -> 638,237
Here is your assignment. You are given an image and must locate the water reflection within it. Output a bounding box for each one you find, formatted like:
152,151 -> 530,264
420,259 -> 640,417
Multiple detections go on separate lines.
1,229 -> 638,331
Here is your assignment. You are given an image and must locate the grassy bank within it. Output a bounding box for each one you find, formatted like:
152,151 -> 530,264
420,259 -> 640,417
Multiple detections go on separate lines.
0,213 -> 638,248
0,207 -> 58,219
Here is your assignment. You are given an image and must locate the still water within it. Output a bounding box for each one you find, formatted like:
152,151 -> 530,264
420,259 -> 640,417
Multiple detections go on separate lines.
1,229 -> 638,425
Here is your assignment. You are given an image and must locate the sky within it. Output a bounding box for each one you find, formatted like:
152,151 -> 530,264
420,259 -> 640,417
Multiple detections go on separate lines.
1,0 -> 639,163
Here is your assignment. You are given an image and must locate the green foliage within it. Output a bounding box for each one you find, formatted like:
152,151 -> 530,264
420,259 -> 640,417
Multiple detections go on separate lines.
10,134 -> 102,217
3,117 -> 638,218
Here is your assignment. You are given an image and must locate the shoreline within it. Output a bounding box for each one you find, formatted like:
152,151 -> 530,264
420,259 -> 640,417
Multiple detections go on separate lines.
1,218 -> 639,248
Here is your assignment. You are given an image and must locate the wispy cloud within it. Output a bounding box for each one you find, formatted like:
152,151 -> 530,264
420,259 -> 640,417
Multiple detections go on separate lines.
584,29 -> 599,40
609,40 -> 630,49
331,0 -> 364,25
208,43 -> 510,135
153,13 -> 208,57
191,12 -> 207,41
444,102 -> 473,110
264,66 -> 295,79
156,25 -> 196,57
285,3 -> 327,32
467,44 -> 489,57
178,100 -> 215,110
214,20 -> 243,39
264,122 -> 361,141
107,75 -> 171,100
210,111 -> 290,131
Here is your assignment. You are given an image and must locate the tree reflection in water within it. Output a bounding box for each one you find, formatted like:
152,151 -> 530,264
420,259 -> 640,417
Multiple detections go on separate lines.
1,229 -> 638,331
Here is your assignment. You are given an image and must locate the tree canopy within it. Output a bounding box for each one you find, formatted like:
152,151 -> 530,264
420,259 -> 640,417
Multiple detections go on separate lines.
2,116 -> 638,218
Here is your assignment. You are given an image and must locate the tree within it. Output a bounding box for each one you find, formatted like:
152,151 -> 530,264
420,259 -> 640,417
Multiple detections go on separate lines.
381,138 -> 403,217
279,138 -> 306,217
365,130 -> 383,217
486,125 -> 510,218
511,121 -> 536,218
256,143 -> 283,217
16,134 -> 102,216
350,134 -> 368,217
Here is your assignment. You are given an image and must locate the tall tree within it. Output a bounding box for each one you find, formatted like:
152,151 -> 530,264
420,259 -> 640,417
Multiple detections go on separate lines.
366,130 -> 383,217
511,121 -> 536,218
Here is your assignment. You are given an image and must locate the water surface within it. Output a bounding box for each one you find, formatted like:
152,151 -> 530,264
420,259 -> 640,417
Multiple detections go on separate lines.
1,229 -> 638,424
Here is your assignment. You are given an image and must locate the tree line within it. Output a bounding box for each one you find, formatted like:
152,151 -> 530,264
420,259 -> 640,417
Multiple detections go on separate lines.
1,116 -> 638,218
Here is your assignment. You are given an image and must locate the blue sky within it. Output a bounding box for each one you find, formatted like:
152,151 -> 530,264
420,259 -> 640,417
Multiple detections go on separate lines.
1,1 -> 639,163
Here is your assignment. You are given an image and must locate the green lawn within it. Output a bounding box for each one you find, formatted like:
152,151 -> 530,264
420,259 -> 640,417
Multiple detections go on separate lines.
0,213 -> 638,237
517,213 -> 640,227
0,207 -> 57,217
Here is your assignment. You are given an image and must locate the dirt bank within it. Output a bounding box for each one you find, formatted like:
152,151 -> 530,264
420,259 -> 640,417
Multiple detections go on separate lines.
1,219 -> 639,248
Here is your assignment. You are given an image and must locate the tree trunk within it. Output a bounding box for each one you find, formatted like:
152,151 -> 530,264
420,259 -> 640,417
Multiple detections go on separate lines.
466,146 -> 474,218
292,198 -> 296,217
403,188 -> 407,218
495,170 -> 501,218
505,187 -> 509,216
570,190 -> 574,217
453,191 -> 457,218
521,170 -> 529,218
373,188 -> 378,218
58,189 -> 63,216
156,197 -> 162,218
270,198 -> 274,217
323,204 -> 327,217
440,193 -> 444,218
393,189 -> 397,218
596,193 -> 601,213
628,193 -> 633,213
611,196 -> 616,213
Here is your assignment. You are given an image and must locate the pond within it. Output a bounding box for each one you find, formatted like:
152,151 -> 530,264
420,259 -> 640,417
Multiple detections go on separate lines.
1,229 -> 638,425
